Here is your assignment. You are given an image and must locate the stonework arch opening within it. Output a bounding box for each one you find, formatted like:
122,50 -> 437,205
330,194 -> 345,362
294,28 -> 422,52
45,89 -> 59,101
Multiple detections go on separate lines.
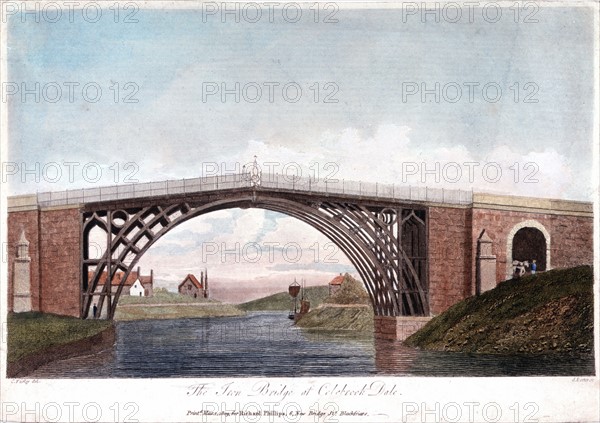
511,227 -> 547,271
506,220 -> 551,278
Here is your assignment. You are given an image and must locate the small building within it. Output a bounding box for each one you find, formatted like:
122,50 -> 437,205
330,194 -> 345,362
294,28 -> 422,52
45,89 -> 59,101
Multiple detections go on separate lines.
178,271 -> 209,298
138,270 -> 154,297
328,273 -> 345,296
129,279 -> 145,297
93,267 -> 154,297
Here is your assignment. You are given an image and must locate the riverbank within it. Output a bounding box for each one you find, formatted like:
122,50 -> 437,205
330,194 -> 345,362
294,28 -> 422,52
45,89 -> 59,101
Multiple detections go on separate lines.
296,274 -> 374,332
7,312 -> 114,378
239,286 -> 329,311
405,265 -> 594,356
114,303 -> 245,320
114,288 -> 245,320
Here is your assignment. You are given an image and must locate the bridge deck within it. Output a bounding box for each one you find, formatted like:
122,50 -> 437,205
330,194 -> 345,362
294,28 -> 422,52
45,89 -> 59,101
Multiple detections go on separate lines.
31,173 -> 473,208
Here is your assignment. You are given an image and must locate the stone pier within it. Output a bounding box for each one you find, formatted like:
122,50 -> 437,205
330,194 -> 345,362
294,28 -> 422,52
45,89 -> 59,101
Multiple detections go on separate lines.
374,316 -> 432,341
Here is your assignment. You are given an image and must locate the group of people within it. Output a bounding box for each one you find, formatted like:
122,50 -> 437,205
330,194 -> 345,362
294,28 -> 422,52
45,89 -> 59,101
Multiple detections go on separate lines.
513,259 -> 537,279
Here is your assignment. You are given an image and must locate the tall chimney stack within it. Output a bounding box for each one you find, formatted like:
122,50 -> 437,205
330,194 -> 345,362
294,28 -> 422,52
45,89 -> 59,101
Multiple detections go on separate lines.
204,268 -> 209,298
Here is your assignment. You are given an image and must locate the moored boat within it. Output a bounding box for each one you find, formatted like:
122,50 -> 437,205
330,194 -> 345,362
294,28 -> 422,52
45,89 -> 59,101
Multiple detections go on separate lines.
288,279 -> 310,320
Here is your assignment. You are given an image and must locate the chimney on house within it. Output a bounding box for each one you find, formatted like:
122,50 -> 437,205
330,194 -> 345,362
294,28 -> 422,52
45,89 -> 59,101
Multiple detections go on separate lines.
204,268 -> 209,298
137,266 -> 141,277
150,269 -> 153,282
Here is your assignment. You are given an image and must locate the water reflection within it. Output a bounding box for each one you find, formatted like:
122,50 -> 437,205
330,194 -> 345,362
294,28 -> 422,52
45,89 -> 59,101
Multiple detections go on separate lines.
374,339 -> 419,374
374,338 -> 595,377
27,312 -> 594,378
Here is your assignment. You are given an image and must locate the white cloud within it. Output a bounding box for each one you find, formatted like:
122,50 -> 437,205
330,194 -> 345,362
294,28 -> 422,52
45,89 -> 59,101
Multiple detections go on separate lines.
234,123 -> 582,200
211,209 -> 266,245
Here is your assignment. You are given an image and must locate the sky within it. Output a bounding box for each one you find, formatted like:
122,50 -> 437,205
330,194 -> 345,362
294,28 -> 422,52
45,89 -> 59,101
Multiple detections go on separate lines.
3,3 -> 596,301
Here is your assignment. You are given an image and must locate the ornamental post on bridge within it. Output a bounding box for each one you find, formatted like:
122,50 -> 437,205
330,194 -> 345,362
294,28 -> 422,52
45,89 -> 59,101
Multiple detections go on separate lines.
242,155 -> 262,187
12,229 -> 32,312
476,230 -> 497,295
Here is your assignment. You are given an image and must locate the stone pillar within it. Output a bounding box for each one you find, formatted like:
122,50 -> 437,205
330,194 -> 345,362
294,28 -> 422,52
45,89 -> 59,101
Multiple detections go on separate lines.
374,316 -> 432,340
476,230 -> 497,294
13,230 -> 32,312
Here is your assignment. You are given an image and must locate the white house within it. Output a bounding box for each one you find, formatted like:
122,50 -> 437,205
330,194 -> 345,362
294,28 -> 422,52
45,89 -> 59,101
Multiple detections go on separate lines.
94,267 -> 154,297
129,279 -> 145,297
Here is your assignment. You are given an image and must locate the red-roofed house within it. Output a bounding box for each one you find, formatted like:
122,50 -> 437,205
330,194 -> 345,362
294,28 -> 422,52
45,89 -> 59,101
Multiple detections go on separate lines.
178,271 -> 209,298
329,273 -> 345,295
93,267 -> 154,297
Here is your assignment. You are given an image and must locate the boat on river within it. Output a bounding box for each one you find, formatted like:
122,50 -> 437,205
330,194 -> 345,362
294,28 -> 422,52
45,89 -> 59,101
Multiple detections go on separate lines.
288,279 -> 310,320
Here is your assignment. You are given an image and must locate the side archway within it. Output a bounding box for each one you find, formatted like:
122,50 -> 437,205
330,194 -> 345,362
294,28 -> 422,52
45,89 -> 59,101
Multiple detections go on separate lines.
506,220 -> 550,278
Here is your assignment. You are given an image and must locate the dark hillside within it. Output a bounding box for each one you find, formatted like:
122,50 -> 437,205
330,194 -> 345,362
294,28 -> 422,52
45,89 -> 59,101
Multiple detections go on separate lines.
405,266 -> 594,356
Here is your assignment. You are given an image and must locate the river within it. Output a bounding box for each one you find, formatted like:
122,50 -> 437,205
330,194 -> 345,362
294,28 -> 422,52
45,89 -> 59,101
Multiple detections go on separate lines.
30,312 -> 594,377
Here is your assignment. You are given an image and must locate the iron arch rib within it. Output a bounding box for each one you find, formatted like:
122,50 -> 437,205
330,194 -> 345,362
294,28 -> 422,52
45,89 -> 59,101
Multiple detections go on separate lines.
81,190 -> 430,319
343,204 -> 429,315
257,203 -> 382,314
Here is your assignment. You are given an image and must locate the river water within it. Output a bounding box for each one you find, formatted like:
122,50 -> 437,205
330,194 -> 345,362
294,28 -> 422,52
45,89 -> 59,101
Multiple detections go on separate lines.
30,312 -> 594,378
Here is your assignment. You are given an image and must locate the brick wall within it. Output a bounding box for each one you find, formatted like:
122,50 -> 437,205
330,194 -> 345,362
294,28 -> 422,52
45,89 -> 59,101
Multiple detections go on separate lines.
7,209 -> 41,312
38,207 -> 81,317
548,214 -> 594,268
471,208 -> 593,285
428,206 -> 473,314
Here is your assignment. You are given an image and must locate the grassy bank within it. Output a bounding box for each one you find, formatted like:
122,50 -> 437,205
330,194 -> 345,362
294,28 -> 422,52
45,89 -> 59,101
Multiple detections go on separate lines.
295,307 -> 373,331
239,286 -> 330,311
114,303 -> 244,320
296,274 -> 374,332
405,265 -> 594,356
7,312 -> 112,363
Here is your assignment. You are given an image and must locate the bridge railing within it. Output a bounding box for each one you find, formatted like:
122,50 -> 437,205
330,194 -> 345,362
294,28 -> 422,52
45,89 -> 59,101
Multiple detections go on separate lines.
35,172 -> 473,207
259,173 -> 472,204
